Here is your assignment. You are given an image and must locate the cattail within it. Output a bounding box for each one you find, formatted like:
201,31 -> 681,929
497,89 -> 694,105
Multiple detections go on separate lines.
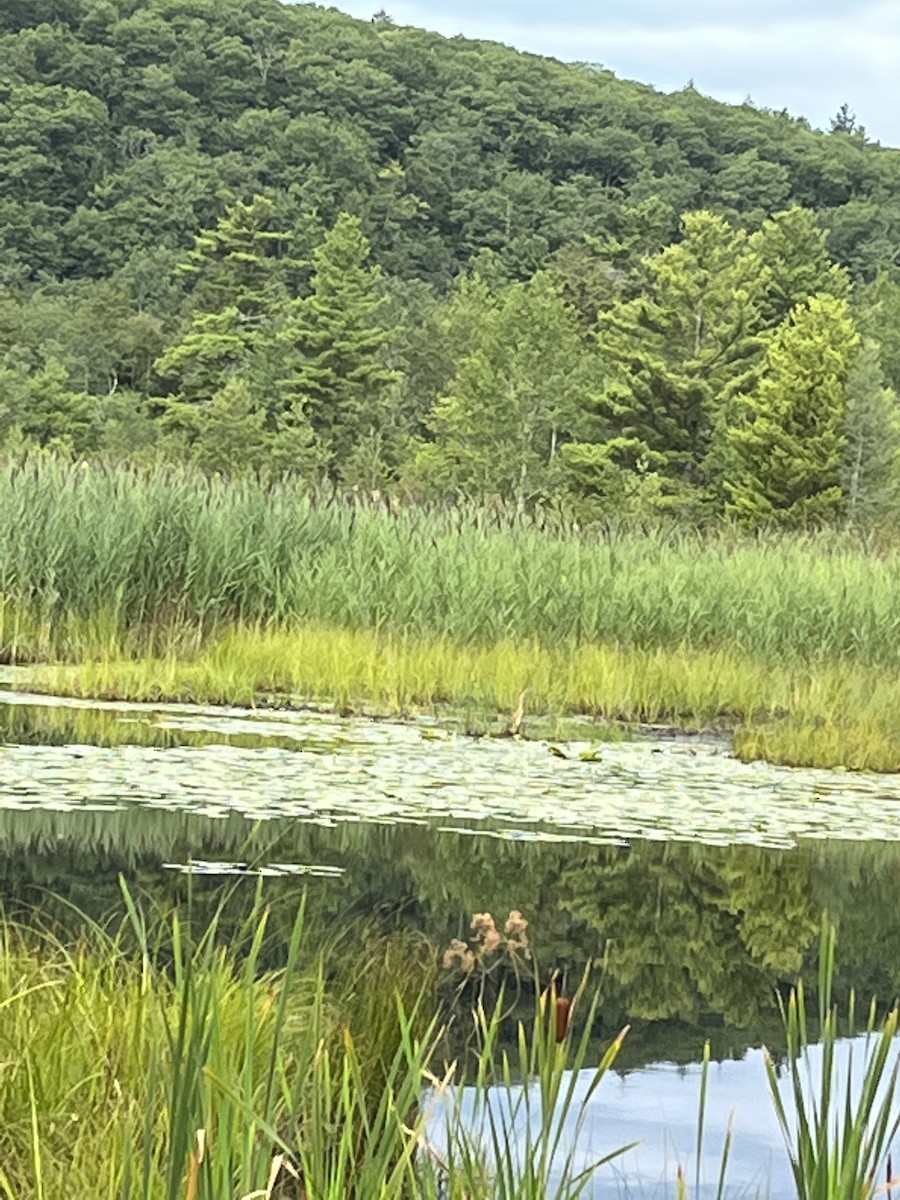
543,973 -> 572,1042
555,996 -> 572,1043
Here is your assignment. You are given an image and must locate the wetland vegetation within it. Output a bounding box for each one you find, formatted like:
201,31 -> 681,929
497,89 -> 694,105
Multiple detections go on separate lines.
1,871 -> 898,1200
4,0 -> 900,1191
0,886 -> 631,1200
3,459 -> 900,769
2,691 -> 900,1197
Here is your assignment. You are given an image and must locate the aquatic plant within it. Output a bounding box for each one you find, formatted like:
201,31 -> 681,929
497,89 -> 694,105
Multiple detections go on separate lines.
442,910 -> 532,982
2,457 -> 900,666
0,888 -> 631,1200
426,970 -> 632,1200
30,624 -> 900,771
765,921 -> 900,1200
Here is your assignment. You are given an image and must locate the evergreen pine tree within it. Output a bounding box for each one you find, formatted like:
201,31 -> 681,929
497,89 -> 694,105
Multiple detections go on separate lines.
189,376 -> 271,476
188,377 -> 325,481
155,307 -> 248,406
2,358 -> 96,452
154,195 -> 299,407
725,294 -> 859,527
856,273 -> 900,394
289,212 -> 397,475
595,211 -> 768,488
749,206 -> 850,328
179,194 -> 288,322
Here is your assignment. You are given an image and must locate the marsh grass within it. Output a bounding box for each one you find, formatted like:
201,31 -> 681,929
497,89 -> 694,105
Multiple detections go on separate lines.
4,457 -> 900,769
2,876 -> 898,1200
0,887 -> 632,1200
30,624 -> 900,771
3,458 -> 900,665
0,883 -> 440,1200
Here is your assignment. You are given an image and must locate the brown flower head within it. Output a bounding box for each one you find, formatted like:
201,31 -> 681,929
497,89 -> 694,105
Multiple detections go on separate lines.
481,927 -> 503,955
471,913 -> 496,936
442,938 -> 476,974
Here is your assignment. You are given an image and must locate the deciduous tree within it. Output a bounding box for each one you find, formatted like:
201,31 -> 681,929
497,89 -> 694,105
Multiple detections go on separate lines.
413,272 -> 594,503
842,339 -> 900,527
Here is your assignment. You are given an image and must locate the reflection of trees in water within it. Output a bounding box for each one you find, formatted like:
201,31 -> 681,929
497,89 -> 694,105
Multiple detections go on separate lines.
809,841 -> 900,1003
0,805 -> 898,1067
0,702 -> 318,752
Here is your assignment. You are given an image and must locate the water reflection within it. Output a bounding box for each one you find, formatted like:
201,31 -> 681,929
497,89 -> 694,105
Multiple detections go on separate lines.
2,689 -> 900,1195
2,800 -> 900,1066
433,1050 -> 765,1199
435,1052 -> 781,1200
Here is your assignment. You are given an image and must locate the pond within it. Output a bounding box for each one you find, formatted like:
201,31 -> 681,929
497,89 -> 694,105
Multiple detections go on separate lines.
2,686 -> 900,1198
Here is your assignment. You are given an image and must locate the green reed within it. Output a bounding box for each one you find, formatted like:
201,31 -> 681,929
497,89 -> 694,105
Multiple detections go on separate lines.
0,886 -> 630,1200
2,874 -> 898,1200
3,457 -> 900,666
765,921 -> 900,1200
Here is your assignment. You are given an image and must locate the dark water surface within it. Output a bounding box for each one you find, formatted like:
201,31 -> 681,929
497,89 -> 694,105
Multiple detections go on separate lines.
3,689 -> 900,1197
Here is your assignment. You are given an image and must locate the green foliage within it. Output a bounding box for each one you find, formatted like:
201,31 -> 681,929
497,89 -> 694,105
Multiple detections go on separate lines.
156,306 -> 250,407
0,890 -> 630,1200
154,196 -> 294,409
6,457 -> 900,672
177,193 -> 288,318
413,272 -> 595,502
183,377 -> 326,481
856,272 -> 900,394
765,921 -> 900,1200
590,213 -> 767,492
2,0 -> 899,519
3,0 -> 899,288
749,206 -> 851,328
289,212 -> 397,475
726,294 -> 860,527
0,357 -> 97,451
842,339 -> 900,527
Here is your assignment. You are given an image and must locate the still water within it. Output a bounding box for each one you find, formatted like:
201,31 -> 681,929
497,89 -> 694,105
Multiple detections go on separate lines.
2,688 -> 900,1197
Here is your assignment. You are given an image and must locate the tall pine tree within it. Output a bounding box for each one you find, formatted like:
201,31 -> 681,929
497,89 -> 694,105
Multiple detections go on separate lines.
155,195 -> 296,407
153,194 -> 326,472
749,206 -> 850,329
289,212 -> 397,476
594,211 -> 768,489
725,294 -> 859,527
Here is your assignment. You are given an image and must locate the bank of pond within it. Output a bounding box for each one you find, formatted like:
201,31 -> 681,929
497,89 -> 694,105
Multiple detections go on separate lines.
2,881 -> 898,1200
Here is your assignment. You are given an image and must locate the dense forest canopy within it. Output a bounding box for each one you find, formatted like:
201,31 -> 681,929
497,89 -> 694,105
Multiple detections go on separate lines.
2,0 -> 900,525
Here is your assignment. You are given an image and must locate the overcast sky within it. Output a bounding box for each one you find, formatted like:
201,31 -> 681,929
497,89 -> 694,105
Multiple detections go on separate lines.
333,0 -> 900,147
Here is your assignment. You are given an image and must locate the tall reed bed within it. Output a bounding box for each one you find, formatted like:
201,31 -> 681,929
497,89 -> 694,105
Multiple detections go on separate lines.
0,889 -> 630,1200
3,458 -> 900,666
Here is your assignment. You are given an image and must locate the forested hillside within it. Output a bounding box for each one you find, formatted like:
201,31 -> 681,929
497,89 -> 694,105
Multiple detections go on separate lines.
3,0 -> 900,524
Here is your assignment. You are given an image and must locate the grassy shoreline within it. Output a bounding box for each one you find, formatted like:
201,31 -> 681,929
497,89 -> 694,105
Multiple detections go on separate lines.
0,893 -> 630,1200
13,622 -> 900,772
3,459 -> 900,771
